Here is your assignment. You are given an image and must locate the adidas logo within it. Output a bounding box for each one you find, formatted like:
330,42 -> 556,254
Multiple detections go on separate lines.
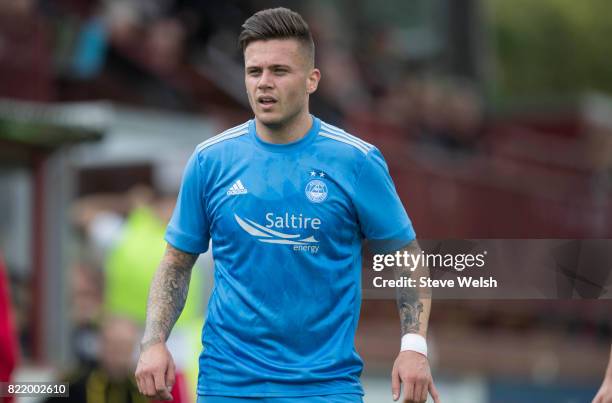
227,180 -> 248,196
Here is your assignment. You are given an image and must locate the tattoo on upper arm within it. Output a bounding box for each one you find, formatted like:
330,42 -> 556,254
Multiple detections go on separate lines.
142,244 -> 198,348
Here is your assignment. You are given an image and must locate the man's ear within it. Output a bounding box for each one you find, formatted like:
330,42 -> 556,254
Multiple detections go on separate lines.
307,68 -> 321,94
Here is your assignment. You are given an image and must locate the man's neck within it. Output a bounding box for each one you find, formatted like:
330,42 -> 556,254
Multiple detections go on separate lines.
255,111 -> 313,144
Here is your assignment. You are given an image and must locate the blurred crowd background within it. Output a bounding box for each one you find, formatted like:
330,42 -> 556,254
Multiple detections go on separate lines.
0,0 -> 611,402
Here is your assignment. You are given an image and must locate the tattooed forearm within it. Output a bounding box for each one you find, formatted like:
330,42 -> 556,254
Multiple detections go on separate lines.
141,244 -> 198,349
397,288 -> 423,334
395,241 -> 431,337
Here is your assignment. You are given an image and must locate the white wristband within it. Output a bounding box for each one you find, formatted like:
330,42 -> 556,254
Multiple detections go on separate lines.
400,334 -> 428,357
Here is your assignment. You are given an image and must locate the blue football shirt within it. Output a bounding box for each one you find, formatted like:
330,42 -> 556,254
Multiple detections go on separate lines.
165,116 -> 416,397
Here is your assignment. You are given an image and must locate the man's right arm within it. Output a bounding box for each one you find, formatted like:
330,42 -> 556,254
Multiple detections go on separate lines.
135,243 -> 198,401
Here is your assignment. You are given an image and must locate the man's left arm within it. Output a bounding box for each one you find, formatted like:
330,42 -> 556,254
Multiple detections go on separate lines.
391,240 -> 440,403
349,147 -> 438,401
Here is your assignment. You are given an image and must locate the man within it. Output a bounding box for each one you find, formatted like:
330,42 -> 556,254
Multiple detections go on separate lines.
136,7 -> 438,403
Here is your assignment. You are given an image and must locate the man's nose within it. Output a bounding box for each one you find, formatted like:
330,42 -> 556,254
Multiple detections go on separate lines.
257,70 -> 274,89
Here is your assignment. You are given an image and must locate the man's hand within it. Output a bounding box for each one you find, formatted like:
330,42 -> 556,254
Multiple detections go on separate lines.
135,341 -> 176,401
593,376 -> 612,403
136,244 -> 196,400
391,350 -> 440,403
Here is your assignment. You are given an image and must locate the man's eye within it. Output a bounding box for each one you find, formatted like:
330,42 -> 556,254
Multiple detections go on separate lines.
248,70 -> 261,76
274,69 -> 288,75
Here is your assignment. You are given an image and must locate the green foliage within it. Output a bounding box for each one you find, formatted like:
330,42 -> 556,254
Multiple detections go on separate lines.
491,0 -> 612,97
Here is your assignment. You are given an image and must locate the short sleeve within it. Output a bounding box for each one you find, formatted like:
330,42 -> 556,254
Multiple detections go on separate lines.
353,147 -> 416,252
165,150 -> 210,254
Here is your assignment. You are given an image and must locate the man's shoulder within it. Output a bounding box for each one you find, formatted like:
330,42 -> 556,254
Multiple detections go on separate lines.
316,119 -> 376,157
195,120 -> 251,157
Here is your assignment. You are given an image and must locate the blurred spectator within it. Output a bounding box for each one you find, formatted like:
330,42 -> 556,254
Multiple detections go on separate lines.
101,191 -> 204,398
374,73 -> 422,134
71,185 -> 206,398
71,15 -> 108,79
583,113 -> 612,200
145,18 -> 186,75
71,185 -> 202,326
417,77 -> 484,153
46,315 -> 148,403
70,258 -> 105,368
306,3 -> 371,122
0,0 -> 53,100
0,252 -> 19,403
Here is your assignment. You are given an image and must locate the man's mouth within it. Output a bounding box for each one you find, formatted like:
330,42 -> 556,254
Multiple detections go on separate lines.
257,96 -> 277,105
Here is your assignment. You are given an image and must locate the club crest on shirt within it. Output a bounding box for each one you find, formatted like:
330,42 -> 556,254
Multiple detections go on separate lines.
305,173 -> 328,203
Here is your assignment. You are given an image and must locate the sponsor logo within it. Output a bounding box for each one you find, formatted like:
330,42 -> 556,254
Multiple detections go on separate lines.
227,180 -> 248,196
234,213 -> 320,253
305,179 -> 327,203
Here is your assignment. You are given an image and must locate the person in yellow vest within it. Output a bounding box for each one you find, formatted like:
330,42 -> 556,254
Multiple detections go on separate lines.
73,186 -> 210,402
103,195 -> 208,402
